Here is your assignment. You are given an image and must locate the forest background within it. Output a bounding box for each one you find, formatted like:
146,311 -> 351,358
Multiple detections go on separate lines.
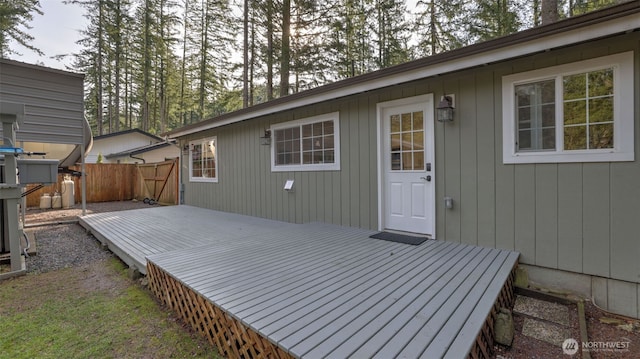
0,0 -> 628,136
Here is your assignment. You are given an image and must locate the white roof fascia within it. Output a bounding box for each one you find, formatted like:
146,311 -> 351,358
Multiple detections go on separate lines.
170,13 -> 639,139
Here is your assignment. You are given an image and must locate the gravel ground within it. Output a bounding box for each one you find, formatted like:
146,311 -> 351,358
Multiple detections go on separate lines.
25,224 -> 112,274
22,201 -> 153,274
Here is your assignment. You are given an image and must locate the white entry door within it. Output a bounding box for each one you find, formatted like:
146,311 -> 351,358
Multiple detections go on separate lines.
379,95 -> 435,235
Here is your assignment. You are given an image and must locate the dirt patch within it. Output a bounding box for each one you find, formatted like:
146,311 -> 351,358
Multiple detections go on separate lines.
77,258 -> 131,295
0,260 -> 128,314
496,296 -> 640,358
584,300 -> 640,359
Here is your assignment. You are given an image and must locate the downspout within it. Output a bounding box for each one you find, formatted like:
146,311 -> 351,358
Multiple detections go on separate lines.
130,154 -> 145,164
81,141 -> 86,216
179,140 -> 185,204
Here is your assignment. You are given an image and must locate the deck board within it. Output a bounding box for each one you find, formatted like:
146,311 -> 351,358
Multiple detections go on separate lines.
238,241 -> 424,325
274,242 -> 459,353
80,205 -> 519,358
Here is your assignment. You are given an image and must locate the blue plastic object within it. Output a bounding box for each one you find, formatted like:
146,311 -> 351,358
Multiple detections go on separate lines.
0,147 -> 24,154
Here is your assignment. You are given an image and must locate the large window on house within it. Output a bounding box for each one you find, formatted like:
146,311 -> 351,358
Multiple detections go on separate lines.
502,52 -> 634,164
271,112 -> 340,171
189,137 -> 218,182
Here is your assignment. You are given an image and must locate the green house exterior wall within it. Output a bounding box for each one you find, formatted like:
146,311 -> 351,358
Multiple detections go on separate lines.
181,32 -> 640,316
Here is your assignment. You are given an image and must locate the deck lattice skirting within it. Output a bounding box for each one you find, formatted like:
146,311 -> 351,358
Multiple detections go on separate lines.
469,260 -> 517,359
148,259 -> 518,359
147,261 -> 293,359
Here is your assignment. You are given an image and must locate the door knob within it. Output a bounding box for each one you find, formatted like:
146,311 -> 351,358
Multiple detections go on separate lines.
420,175 -> 432,182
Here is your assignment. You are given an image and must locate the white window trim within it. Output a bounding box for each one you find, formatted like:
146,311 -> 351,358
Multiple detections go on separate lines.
189,137 -> 218,182
270,112 -> 340,172
502,51 -> 634,164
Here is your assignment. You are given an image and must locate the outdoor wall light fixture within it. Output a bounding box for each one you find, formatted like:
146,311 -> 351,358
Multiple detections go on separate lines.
260,129 -> 271,145
437,95 -> 455,122
284,179 -> 294,192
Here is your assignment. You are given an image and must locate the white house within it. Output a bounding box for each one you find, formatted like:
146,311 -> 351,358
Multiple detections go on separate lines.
87,128 -> 179,164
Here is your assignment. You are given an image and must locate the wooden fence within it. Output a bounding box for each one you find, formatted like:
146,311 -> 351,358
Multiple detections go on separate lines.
24,158 -> 179,207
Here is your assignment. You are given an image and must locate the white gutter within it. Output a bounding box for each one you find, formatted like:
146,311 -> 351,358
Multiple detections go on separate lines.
169,11 -> 639,139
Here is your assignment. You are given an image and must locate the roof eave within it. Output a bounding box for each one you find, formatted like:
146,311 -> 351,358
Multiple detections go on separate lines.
94,128 -> 164,142
0,58 -> 85,78
105,142 -> 176,158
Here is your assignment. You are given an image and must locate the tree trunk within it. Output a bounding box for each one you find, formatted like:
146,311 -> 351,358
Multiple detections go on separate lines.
266,0 -> 274,101
280,0 -> 291,97
242,0 -> 249,108
249,13 -> 255,107
541,0 -> 558,25
199,1 -> 209,120
124,49 -> 130,129
114,0 -> 122,132
159,0 -> 166,133
429,0 -> 436,55
180,0 -> 188,125
97,0 -> 104,135
142,0 -> 152,131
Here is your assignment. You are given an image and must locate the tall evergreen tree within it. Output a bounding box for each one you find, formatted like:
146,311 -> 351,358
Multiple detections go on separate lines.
326,0 -> 375,79
195,0 -> 236,119
290,0 -> 333,92
468,0 -> 521,42
373,0 -> 411,67
414,0 -> 465,56
67,0 -> 108,135
264,0 -> 277,100
65,0 -> 628,138
104,0 -> 132,133
569,0 -> 621,16
156,0 -> 181,132
178,0 -> 200,125
0,0 -> 42,57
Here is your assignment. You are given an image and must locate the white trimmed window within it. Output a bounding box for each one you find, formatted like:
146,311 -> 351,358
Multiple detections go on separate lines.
189,137 -> 218,182
271,112 -> 340,171
502,52 -> 634,164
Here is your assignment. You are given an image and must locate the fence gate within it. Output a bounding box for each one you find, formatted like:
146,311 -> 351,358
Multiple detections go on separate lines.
136,158 -> 179,205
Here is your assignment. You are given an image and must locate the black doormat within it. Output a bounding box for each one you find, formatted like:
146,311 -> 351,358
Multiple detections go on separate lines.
370,231 -> 428,245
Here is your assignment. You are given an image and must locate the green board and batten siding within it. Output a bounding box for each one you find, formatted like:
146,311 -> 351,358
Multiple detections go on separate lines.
184,97 -> 379,229
181,32 -> 640,315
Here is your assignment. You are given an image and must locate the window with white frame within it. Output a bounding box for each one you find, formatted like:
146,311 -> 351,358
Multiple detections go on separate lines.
271,112 -> 340,171
502,52 -> 634,164
189,137 -> 218,182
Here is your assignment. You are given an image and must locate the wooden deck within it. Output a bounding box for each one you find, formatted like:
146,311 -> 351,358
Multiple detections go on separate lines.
80,205 -> 519,358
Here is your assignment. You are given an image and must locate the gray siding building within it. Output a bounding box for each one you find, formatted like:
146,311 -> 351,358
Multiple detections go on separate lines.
0,59 -> 86,145
169,3 -> 640,319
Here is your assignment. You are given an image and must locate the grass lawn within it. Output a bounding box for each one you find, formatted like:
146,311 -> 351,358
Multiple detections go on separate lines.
0,258 -> 221,359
